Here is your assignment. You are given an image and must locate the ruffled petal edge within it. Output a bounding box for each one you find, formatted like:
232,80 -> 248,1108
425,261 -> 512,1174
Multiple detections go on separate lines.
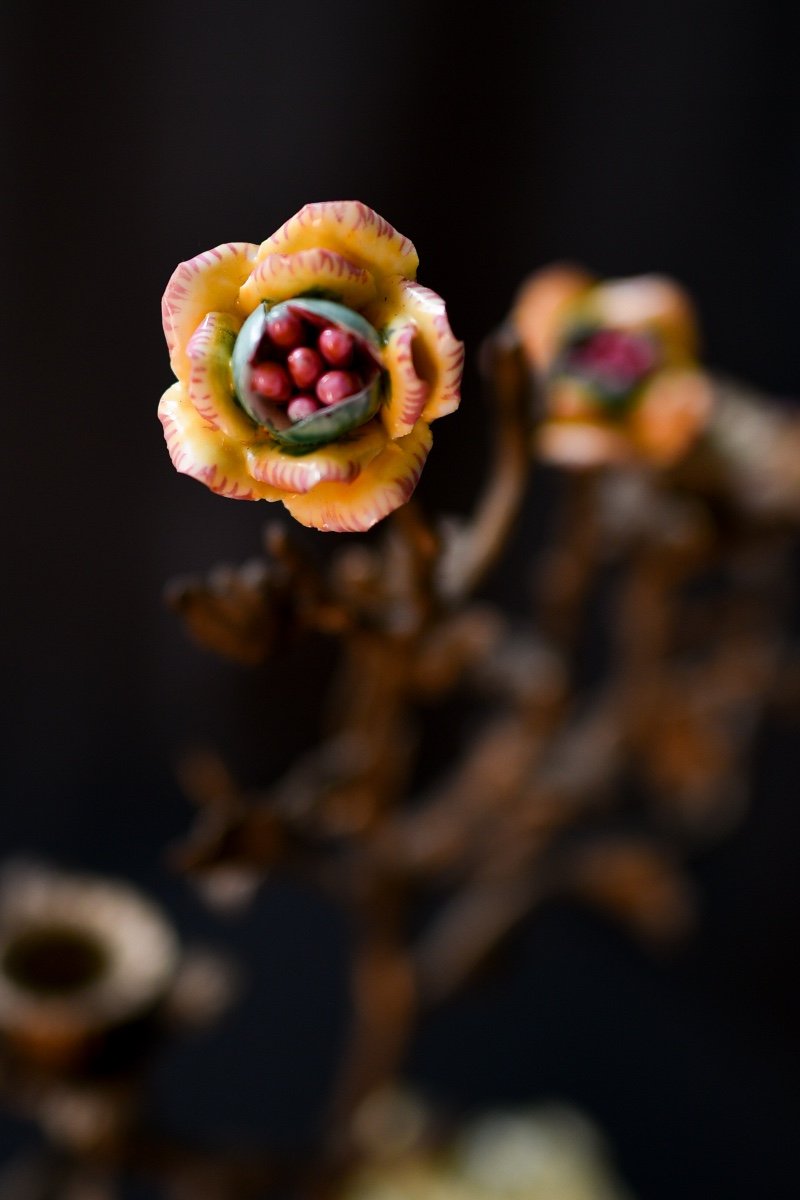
162,242 -> 258,380
186,312 -> 255,441
158,383 -> 281,501
281,421 -> 433,532
244,419 -> 387,494
259,201 -> 418,284
239,248 -> 377,313
369,280 -> 463,437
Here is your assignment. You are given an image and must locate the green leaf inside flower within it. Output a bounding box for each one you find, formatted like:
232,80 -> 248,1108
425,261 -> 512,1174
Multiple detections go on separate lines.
287,297 -> 383,363
232,299 -> 385,450
231,304 -> 272,426
269,375 -> 383,450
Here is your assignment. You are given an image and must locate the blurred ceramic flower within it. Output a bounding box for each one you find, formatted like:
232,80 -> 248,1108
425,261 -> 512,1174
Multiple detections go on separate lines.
160,202 -> 463,532
0,863 -> 178,1074
513,266 -> 713,468
346,1104 -> 632,1200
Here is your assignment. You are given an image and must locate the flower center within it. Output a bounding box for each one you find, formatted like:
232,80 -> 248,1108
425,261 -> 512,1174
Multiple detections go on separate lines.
557,327 -> 659,408
2,925 -> 109,996
232,298 -> 385,448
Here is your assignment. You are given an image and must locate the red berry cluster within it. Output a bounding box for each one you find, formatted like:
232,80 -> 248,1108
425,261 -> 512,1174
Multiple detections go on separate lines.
569,328 -> 658,391
250,308 -> 372,424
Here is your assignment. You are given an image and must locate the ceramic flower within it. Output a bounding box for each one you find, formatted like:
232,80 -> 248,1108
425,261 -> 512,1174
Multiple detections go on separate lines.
159,202 -> 463,532
0,863 -> 178,1073
513,265 -> 714,468
346,1106 -> 631,1200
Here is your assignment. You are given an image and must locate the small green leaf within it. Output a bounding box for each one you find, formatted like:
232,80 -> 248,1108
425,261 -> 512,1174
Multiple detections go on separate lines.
231,304 -> 271,425
285,297 -> 383,363
268,376 -> 384,451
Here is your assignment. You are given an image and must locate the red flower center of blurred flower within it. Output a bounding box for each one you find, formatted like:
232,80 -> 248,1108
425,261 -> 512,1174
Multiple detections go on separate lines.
564,328 -> 659,398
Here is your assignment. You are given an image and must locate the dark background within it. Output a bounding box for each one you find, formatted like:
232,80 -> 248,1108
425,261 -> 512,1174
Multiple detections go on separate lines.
4,1 -> 800,1196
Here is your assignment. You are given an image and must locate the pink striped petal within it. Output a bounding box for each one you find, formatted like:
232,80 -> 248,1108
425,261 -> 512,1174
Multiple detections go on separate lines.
186,312 -> 254,440
380,320 -> 431,438
366,280 -> 463,435
282,421 -> 433,533
259,202 -> 418,282
158,383 -> 280,502
239,249 -> 377,313
162,242 -> 258,380
245,419 -> 387,494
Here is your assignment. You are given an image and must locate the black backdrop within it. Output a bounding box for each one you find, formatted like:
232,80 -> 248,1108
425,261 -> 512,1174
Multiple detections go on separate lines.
4,2 -> 800,1196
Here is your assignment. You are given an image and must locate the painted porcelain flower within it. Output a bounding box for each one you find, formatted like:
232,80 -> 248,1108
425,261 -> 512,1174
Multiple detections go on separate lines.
159,202 -> 463,532
513,265 -> 714,468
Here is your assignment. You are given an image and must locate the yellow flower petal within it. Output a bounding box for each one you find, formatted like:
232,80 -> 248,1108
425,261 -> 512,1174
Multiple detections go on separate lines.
259,202 -> 418,284
158,383 -> 280,501
547,378 -> 597,421
239,249 -> 377,314
368,280 -> 463,437
537,419 -> 633,468
245,419 -> 387,494
379,320 -> 431,438
160,208 -> 459,529
282,421 -> 433,533
538,369 -> 714,470
186,312 -> 255,440
630,368 -> 714,465
162,242 -> 258,381
590,276 -> 699,359
512,265 -> 595,369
